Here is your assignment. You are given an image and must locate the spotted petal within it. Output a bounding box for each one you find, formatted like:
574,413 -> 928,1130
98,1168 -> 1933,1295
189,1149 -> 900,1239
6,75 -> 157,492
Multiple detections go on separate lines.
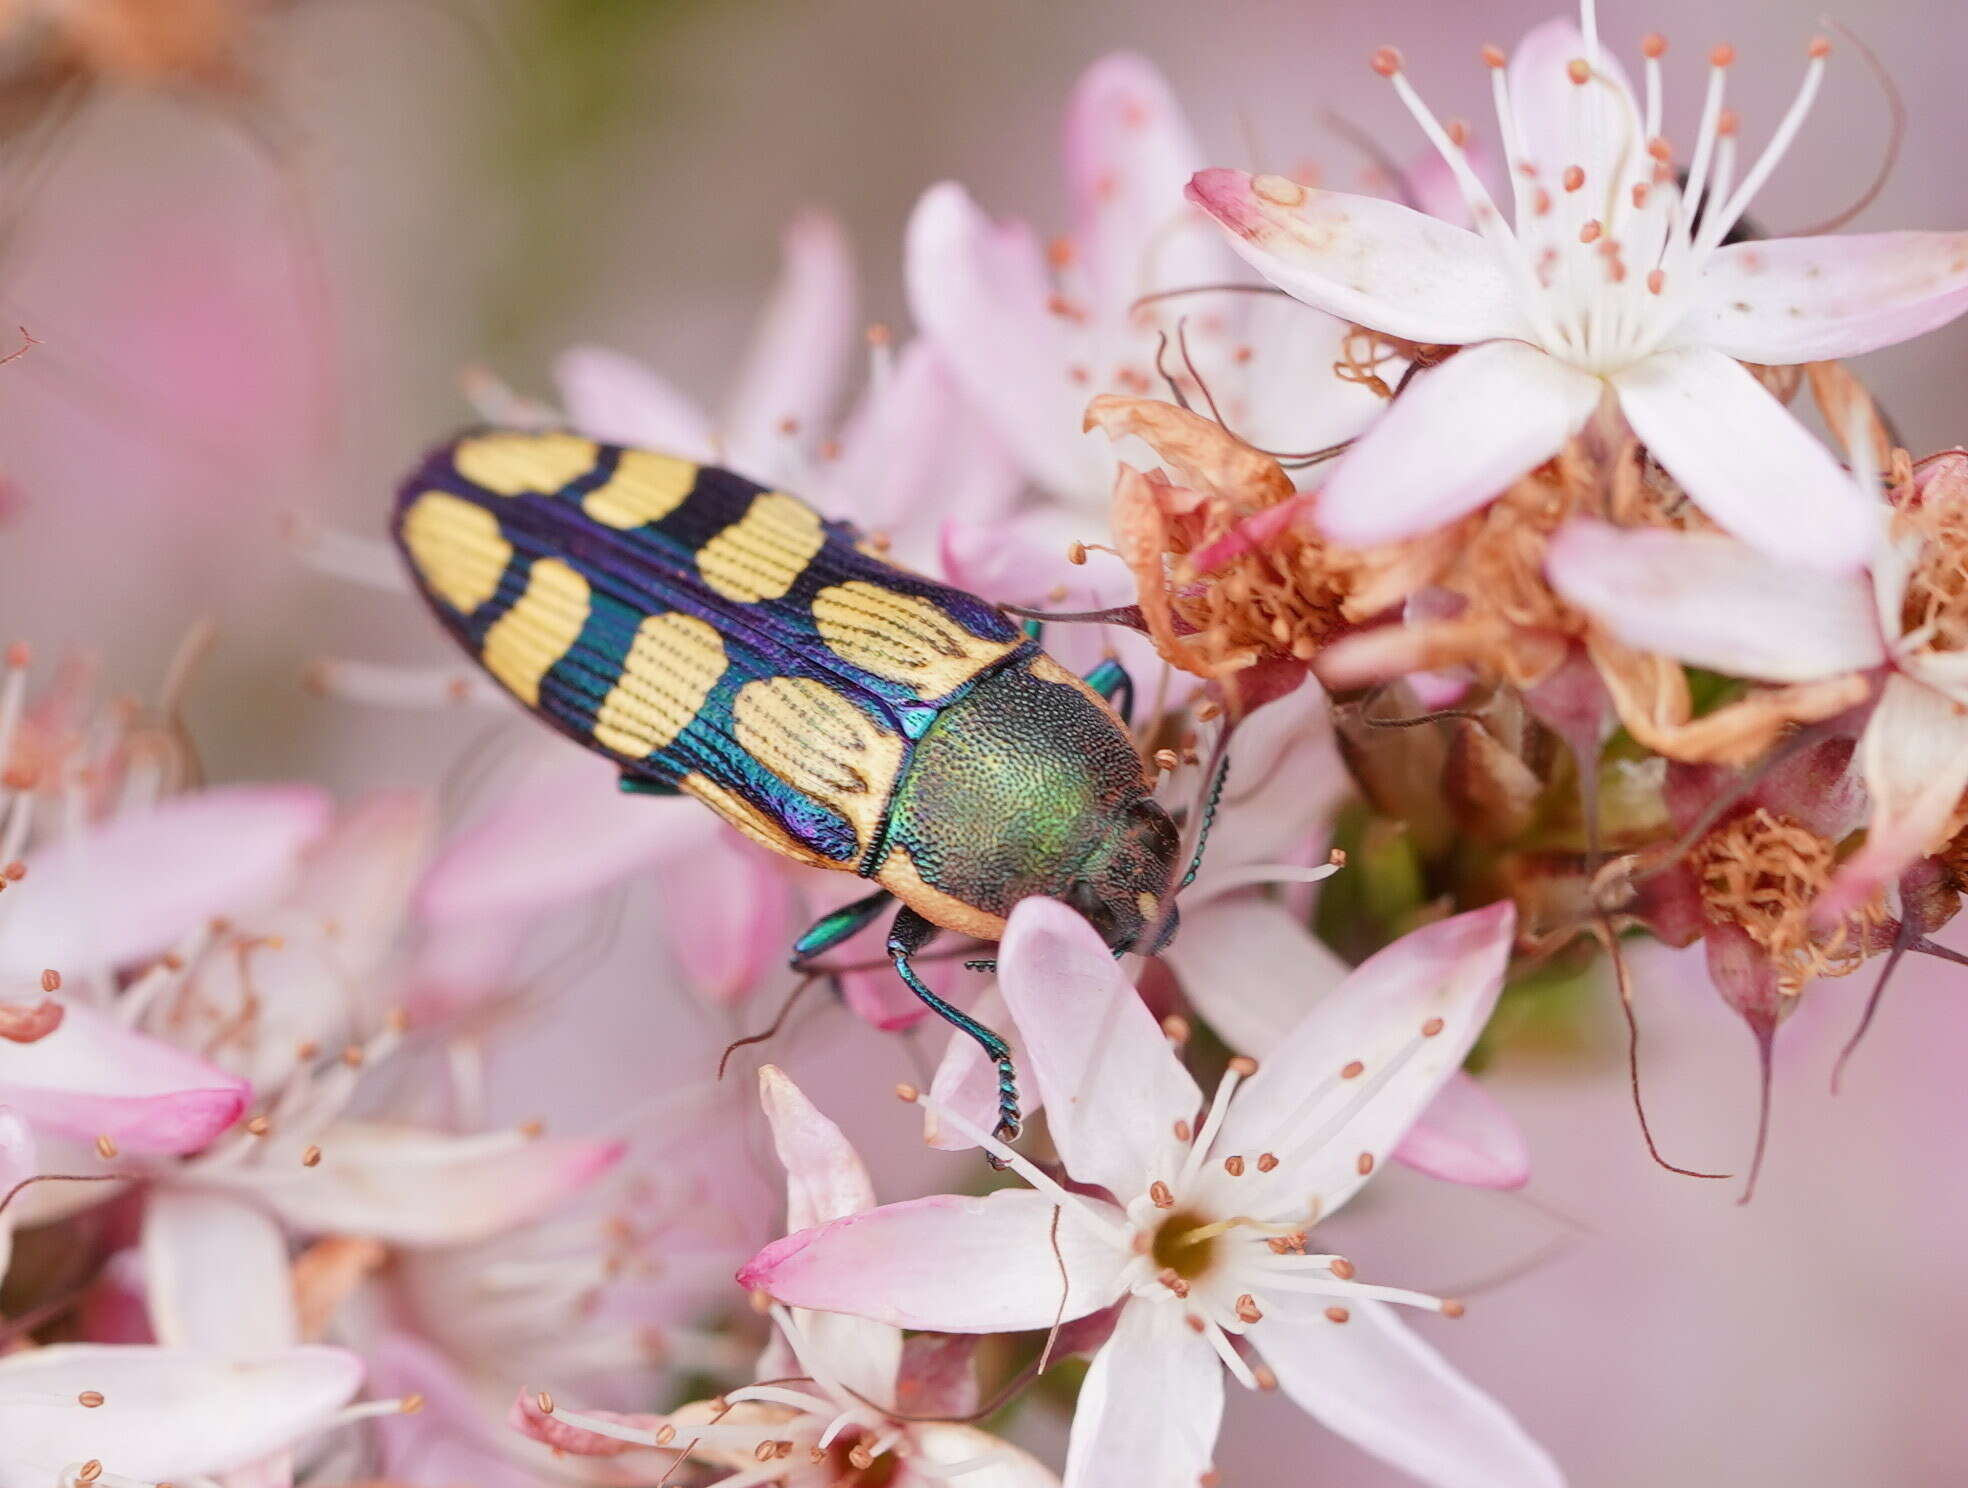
1185,169 -> 1523,345
1684,232 -> 1968,364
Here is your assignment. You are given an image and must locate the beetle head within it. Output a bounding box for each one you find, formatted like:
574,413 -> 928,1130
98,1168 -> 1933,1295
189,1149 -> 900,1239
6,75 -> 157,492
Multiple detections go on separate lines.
1067,795 -> 1183,957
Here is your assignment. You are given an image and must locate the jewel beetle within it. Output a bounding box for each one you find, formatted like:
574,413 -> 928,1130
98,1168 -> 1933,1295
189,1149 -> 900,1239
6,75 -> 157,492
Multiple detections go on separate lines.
392,428 -> 1190,1139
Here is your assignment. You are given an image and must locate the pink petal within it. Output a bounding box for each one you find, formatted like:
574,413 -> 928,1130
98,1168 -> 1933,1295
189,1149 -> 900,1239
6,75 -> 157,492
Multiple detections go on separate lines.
0,785 -> 331,977
925,983 -> 1030,1153
895,1334 -> 981,1421
739,1190 -> 1128,1333
1544,519 -> 1886,681
288,791 -> 435,977
1063,1304 -> 1223,1488
1062,54 -> 1230,315
0,999 -> 62,1043
553,345 -> 718,459
1211,904 -> 1516,1218
653,833 -> 796,1005
0,1343 -> 362,1486
232,1122 -> 624,1246
722,211 -> 858,480
910,1421 -> 1061,1488
1506,18 -> 1638,184
1162,897 -> 1349,1057
1315,340 -> 1602,547
905,182 -> 1104,501
1686,232 -> 1968,364
0,1000 -> 247,1153
510,1388 -> 668,1458
1185,169 -> 1522,345
758,1064 -> 874,1231
1258,1297 -> 1562,1488
1611,348 -> 1874,570
1820,676 -> 1968,922
404,913 -> 528,1022
415,758 -> 698,927
367,1335 -> 555,1488
997,898 -> 1200,1198
821,339 -> 1023,560
1224,293 -> 1394,458
143,1188 -> 298,1352
1394,1071 -> 1531,1189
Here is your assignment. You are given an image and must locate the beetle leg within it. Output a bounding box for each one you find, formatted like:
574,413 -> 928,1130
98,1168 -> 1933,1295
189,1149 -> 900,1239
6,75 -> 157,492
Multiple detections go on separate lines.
1081,657 -> 1135,726
1020,616 -> 1046,646
888,906 -> 1021,1144
617,772 -> 682,797
789,887 -> 894,970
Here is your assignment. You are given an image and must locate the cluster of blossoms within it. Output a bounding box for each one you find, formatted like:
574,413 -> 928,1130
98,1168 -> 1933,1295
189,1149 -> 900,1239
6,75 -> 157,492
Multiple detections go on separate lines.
6,0 -> 1968,1484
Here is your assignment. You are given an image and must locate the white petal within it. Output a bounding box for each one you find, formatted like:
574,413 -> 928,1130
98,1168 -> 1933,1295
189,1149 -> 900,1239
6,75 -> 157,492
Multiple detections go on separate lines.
1258,1298 -> 1562,1488
1684,232 -> 1968,364
997,898 -> 1199,1199
739,1190 -> 1128,1334
0,1107 -> 33,1278
553,345 -> 718,458
1316,341 -> 1602,547
1610,348 -> 1874,570
907,1421 -> 1062,1488
228,1121 -> 624,1247
722,211 -> 858,479
0,1344 -> 361,1487
1186,169 -> 1524,345
1063,1304 -> 1222,1488
1544,519 -> 1886,681
1206,904 -> 1515,1219
143,1188 -> 297,1352
1822,676 -> 1968,918
1507,18 -> 1639,185
1163,896 -> 1349,1056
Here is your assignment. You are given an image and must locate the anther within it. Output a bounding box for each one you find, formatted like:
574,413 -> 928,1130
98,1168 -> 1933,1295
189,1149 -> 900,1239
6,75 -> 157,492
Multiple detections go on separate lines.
518,1119 -> 545,1139
776,416 -> 799,437
39,969 -> 59,992
1224,1155 -> 1246,1177
1370,46 -> 1403,77
1185,1313 -> 1206,1333
76,1464 -> 102,1485
1647,136 -> 1672,162
865,323 -> 890,346
3,862 -> 22,881
1710,43 -> 1736,68
295,1040 -> 319,1061
77,1391 -> 104,1408
1647,268 -> 1666,294
1331,1257 -> 1357,1279
895,1083 -> 920,1103
3,642 -> 27,669
849,1443 -> 876,1471
1227,1055 -> 1258,1077
1047,236 -> 1075,269
536,1391 -> 554,1414
246,1115 -> 271,1136
1235,1294 -> 1262,1323
1253,1366 -> 1279,1391
1562,165 -> 1585,192
1445,118 -> 1470,148
1808,35 -> 1831,60
810,1447 -> 828,1464
1356,1152 -> 1375,1175
1441,1299 -> 1468,1318
1341,1060 -> 1365,1080
1421,1017 -> 1445,1037
1067,540 -> 1088,565
1579,220 -> 1603,244
1717,109 -> 1739,138
1328,848 -> 1347,868
341,1044 -> 364,1068
1566,58 -> 1590,85
1173,1118 -> 1192,1143
94,1135 -> 116,1160
1201,1472 -> 1221,1488
401,1394 -> 424,1414
1149,1180 -> 1175,1208
655,1424 -> 677,1446
1325,1306 -> 1352,1324
301,1145 -> 323,1168
1480,43 -> 1506,69
1162,1013 -> 1192,1045
1642,33 -> 1667,59
1256,1153 -> 1279,1172
755,1442 -> 776,1463
1159,1267 -> 1191,1298
1631,182 -> 1650,208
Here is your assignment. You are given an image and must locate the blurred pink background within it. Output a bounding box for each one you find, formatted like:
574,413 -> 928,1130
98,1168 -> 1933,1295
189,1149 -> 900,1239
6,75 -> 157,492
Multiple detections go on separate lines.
2,1 -> 1963,1482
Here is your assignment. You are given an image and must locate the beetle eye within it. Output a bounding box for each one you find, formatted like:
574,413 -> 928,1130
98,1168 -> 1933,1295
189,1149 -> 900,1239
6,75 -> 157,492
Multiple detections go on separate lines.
1062,878 -> 1108,924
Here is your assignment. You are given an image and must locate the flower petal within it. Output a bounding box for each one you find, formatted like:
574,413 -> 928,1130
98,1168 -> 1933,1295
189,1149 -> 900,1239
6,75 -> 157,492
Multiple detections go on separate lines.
1162,896 -> 1349,1057
1315,340 -> 1602,547
143,1188 -> 297,1352
906,182 -> 1105,502
553,344 -> 718,459
757,1064 -> 874,1233
367,1335 -> 553,1488
0,1000 -> 247,1153
0,786 -> 330,977
1507,18 -> 1638,184
1185,169 -> 1522,345
1819,676 -> 1968,921
1610,348 -> 1874,570
653,832 -> 796,1005
910,1420 -> 1062,1488
414,757 -> 699,927
1063,1304 -> 1222,1488
924,983 -> 1030,1153
722,210 -> 858,481
0,1106 -> 33,1278
1063,54 -> 1230,315
1208,904 -> 1515,1218
1394,1072 -> 1531,1189
739,1190 -> 1127,1333
231,1122 -> 624,1247
1684,232 -> 1968,364
0,1343 -> 362,1487
1258,1297 -> 1562,1488
997,897 -> 1200,1198
1544,519 -> 1886,681
289,791 -> 434,980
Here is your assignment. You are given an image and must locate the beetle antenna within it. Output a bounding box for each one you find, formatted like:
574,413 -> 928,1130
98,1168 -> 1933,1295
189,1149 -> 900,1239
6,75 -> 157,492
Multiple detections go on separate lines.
718,973 -> 819,1078
1177,317 -> 1232,432
1181,749 -> 1233,892
1154,330 -> 1195,412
